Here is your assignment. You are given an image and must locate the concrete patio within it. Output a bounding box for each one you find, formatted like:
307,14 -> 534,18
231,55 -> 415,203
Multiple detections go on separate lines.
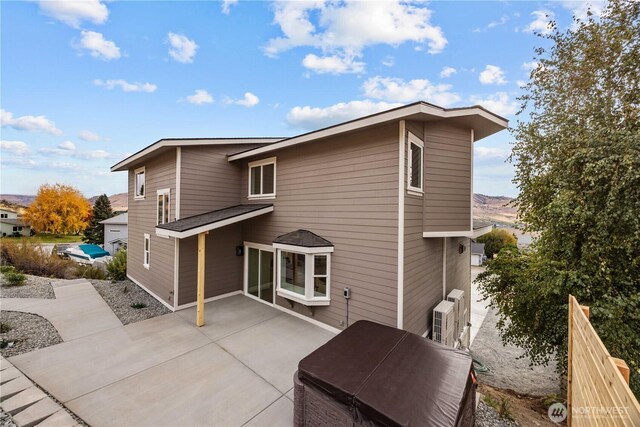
8,294 -> 335,426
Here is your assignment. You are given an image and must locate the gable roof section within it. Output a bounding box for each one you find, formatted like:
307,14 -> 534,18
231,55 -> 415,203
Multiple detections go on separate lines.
227,102 -> 508,162
111,137 -> 284,172
100,212 -> 128,225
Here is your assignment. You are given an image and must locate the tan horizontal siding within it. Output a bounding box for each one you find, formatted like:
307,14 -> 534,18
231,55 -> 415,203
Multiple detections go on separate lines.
446,236 -> 471,323
241,123 -> 400,330
424,121 -> 472,233
127,151 -> 177,307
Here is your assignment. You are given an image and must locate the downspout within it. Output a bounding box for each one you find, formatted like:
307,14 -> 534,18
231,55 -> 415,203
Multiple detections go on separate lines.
442,237 -> 447,300
397,120 -> 406,329
173,147 -> 181,310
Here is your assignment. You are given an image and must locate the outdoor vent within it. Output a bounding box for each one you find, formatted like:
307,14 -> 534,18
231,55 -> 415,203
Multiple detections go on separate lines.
432,300 -> 455,347
447,289 -> 466,340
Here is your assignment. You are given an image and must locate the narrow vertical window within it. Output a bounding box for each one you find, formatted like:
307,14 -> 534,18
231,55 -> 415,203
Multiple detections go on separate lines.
407,134 -> 424,193
156,189 -> 170,225
313,255 -> 328,297
248,158 -> 276,198
135,167 -> 145,198
143,234 -> 150,268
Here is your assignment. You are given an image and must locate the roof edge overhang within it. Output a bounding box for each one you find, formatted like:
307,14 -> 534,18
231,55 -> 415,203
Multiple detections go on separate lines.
422,225 -> 494,239
272,243 -> 335,253
155,205 -> 274,239
111,138 -> 285,172
228,102 -> 508,162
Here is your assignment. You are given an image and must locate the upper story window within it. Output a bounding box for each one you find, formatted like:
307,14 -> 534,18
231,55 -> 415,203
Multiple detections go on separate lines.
135,167 -> 146,199
157,188 -> 170,225
407,132 -> 424,194
248,157 -> 276,199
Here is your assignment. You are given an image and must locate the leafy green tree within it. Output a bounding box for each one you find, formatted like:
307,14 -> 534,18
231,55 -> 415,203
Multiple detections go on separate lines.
476,229 -> 517,259
478,0 -> 640,396
83,195 -> 114,245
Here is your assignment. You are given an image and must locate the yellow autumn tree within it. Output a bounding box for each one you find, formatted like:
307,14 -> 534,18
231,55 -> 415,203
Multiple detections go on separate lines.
23,184 -> 91,235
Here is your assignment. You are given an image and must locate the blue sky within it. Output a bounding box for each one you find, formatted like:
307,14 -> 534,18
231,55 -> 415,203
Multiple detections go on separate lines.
0,0 -> 603,198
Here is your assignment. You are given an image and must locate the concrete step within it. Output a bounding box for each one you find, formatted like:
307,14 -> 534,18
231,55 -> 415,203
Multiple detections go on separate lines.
0,366 -> 23,384
0,376 -> 33,402
35,409 -> 78,427
1,386 -> 47,415
12,397 -> 61,427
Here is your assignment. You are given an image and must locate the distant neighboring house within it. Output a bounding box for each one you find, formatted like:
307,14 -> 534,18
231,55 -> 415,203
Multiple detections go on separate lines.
110,101 -> 508,337
471,243 -> 486,266
100,212 -> 128,254
0,208 -> 31,237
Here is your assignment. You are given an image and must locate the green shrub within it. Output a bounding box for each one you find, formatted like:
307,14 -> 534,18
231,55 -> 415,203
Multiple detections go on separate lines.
0,322 -> 11,333
74,264 -> 106,280
130,302 -> 147,309
0,240 -> 74,278
106,249 -> 127,281
4,270 -> 26,287
0,265 -> 15,274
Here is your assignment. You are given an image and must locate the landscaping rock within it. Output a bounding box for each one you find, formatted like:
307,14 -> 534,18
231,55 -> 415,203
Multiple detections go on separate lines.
90,279 -> 170,325
475,401 -> 519,427
0,276 -> 54,300
0,409 -> 16,427
0,312 -> 62,358
471,307 -> 561,396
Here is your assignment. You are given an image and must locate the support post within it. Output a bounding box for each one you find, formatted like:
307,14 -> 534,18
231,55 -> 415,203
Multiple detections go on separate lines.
580,305 -> 590,320
612,358 -> 630,384
196,232 -> 206,327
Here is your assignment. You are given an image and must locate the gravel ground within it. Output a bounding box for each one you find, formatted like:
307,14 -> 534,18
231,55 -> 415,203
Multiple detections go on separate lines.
471,307 -> 561,396
0,274 -> 55,299
0,409 -> 16,427
475,401 -> 519,427
0,311 -> 63,358
90,279 -> 170,325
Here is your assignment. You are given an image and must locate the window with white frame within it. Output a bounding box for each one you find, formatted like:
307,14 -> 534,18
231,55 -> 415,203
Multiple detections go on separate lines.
134,167 -> 145,199
248,157 -> 276,198
157,189 -> 170,225
275,247 -> 332,306
143,234 -> 150,268
407,133 -> 424,193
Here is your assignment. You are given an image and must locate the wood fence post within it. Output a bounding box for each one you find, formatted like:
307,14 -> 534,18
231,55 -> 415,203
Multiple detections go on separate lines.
568,295 -> 573,427
612,358 -> 630,384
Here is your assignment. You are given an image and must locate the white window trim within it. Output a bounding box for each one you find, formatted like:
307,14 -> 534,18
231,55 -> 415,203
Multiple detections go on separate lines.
134,166 -> 146,200
275,247 -> 332,306
143,233 -> 150,269
406,132 -> 424,194
156,188 -> 171,225
248,157 -> 276,199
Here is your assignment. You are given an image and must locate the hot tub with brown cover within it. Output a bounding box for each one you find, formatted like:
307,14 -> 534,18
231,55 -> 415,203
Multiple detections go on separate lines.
294,320 -> 476,426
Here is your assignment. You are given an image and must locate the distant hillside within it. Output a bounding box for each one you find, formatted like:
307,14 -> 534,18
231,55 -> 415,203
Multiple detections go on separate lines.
473,193 -> 517,225
0,192 -> 128,212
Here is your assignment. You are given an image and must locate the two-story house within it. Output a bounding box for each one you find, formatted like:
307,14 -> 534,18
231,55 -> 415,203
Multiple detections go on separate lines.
0,208 -> 31,237
111,101 -> 507,337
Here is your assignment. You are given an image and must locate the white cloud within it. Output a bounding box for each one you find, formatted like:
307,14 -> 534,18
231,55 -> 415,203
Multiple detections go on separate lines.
475,146 -> 508,160
76,30 -> 121,60
78,130 -> 106,142
440,66 -> 457,78
185,89 -> 214,105
381,56 -> 395,67
225,92 -> 260,108
0,140 -> 31,155
469,92 -> 519,116
287,100 -> 402,130
479,65 -> 507,85
38,0 -> 108,28
561,0 -> 605,25
265,1 -> 447,59
75,149 -> 111,160
473,15 -> 509,32
524,10 -> 555,35
94,79 -> 157,93
58,141 -> 76,151
221,0 -> 238,15
168,33 -> 198,63
522,61 -> 539,71
362,76 -> 460,107
302,54 -> 365,74
0,109 -> 63,136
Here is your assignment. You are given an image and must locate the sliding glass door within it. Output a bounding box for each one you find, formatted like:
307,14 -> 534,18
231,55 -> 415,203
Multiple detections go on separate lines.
246,245 -> 274,304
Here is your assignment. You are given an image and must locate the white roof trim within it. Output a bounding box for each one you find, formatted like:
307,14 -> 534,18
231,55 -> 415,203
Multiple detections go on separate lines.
155,205 -> 274,239
472,225 -> 494,239
111,138 -> 284,172
272,243 -> 334,253
228,103 -> 508,162
423,230 -> 474,238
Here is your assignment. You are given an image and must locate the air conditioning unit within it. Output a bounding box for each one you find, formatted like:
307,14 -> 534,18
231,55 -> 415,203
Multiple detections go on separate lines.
432,300 -> 455,347
447,289 -> 466,338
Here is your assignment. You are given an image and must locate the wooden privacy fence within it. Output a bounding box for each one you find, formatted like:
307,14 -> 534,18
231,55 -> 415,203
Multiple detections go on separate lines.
568,295 -> 640,426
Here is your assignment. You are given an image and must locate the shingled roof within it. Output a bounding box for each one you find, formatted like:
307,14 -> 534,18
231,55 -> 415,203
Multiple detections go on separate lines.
273,229 -> 333,248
